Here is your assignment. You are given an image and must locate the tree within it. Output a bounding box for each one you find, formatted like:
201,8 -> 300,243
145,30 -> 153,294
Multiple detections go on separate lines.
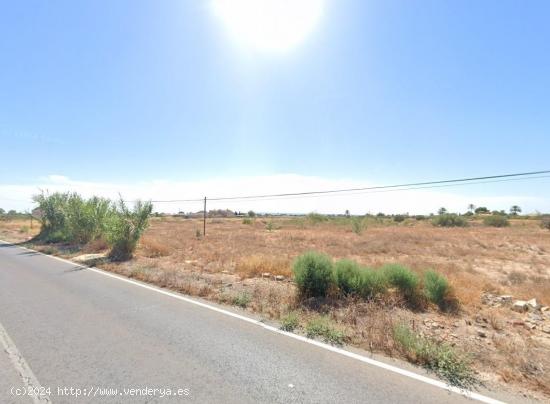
475,206 -> 489,214
510,205 -> 522,216
8,210 -> 17,215
0,208 -> 4,215
438,207 -> 447,215
345,209 -> 350,217
247,210 -> 256,218
467,204 -> 475,213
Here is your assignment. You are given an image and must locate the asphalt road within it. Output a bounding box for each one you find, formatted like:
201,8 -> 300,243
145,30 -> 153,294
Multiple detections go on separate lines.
0,242 -> 516,404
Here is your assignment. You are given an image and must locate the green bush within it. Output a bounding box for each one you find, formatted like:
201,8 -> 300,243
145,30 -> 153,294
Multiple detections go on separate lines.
432,214 -> 468,227
483,215 -> 509,227
382,264 -> 419,302
33,192 -> 70,240
293,251 -> 334,298
305,316 -> 345,346
106,199 -> 153,261
242,217 -> 253,225
423,270 -> 449,308
334,259 -> 386,299
393,323 -> 476,388
393,214 -> 406,223
65,194 -> 111,244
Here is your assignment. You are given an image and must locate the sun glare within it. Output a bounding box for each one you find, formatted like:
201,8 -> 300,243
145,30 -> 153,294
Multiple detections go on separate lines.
211,0 -> 325,53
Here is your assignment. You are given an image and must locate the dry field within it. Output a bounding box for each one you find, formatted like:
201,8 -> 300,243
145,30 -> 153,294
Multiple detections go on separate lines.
2,216 -> 550,399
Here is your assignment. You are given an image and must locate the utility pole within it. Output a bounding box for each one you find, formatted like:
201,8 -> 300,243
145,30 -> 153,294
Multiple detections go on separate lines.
203,197 -> 207,236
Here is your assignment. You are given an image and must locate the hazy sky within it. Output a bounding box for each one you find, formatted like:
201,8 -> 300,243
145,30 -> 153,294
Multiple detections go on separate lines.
1,0 -> 549,214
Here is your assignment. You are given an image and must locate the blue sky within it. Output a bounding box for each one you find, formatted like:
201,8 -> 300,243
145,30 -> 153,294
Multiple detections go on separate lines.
1,0 -> 549,213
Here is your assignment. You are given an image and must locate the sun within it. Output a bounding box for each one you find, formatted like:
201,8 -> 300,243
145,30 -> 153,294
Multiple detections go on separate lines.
211,0 -> 325,53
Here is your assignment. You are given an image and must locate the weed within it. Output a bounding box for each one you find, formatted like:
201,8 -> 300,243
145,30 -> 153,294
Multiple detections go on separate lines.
351,217 -> 366,234
393,323 -> 477,388
242,217 -> 253,225
232,292 -> 251,308
305,316 -> 345,346
293,251 -> 334,298
280,312 -> 299,332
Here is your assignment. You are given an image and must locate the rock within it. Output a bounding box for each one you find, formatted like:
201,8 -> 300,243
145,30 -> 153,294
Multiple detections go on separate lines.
527,299 -> 539,310
541,306 -> 549,312
542,326 -> 550,334
261,272 -> 271,278
511,300 -> 529,312
275,275 -> 285,281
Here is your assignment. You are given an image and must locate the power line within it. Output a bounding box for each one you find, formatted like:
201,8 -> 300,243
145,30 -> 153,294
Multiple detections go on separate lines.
139,170 -> 550,203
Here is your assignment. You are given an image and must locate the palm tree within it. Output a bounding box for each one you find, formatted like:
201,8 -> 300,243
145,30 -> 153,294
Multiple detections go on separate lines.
510,205 -> 522,216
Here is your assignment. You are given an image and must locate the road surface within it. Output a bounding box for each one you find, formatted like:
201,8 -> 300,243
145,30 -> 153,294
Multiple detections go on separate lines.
0,242 -> 517,403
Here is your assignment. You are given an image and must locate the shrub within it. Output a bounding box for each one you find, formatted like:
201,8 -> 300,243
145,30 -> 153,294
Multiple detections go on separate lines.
393,323 -> 476,388
19,225 -> 30,233
432,214 -> 468,227
232,292 -> 251,308
393,215 -> 406,223
280,312 -> 299,332
540,216 -> 550,230
242,217 -> 253,225
414,215 -> 426,220
334,260 -> 386,299
247,210 -> 256,217
334,259 -> 362,295
351,217 -> 366,234
423,270 -> 450,308
382,264 -> 419,303
65,194 -> 111,244
33,191 -> 70,240
483,215 -> 509,227
293,251 -> 334,298
106,199 -> 153,261
305,316 -> 345,346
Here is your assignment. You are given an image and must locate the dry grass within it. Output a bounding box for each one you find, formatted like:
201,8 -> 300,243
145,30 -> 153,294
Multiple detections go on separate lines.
139,236 -> 172,258
235,255 -> 291,279
0,218 -> 41,243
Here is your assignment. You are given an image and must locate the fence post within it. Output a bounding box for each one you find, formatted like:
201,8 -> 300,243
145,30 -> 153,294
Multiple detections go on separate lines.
203,197 -> 207,236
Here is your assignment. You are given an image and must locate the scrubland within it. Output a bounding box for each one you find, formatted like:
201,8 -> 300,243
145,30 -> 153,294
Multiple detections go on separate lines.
2,215 -> 550,399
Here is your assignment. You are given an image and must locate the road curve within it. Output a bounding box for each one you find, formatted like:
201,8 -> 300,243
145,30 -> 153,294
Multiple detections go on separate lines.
0,242 -> 513,403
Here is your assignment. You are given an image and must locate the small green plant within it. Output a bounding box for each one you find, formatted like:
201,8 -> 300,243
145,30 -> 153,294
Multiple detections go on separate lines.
483,215 -> 509,227
382,264 -> 420,303
242,217 -> 253,225
351,217 -> 366,234
280,312 -> 300,332
265,220 -> 275,231
305,316 -> 345,346
432,214 -> 468,227
423,270 -> 449,308
232,292 -> 251,308
393,323 -> 477,388
293,251 -> 334,298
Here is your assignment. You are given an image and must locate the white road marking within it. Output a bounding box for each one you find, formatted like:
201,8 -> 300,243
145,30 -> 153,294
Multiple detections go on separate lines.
1,240 -> 506,404
0,320 -> 51,403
